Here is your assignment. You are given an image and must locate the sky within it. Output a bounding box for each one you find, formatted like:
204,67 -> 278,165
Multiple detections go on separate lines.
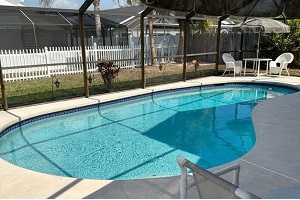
23,0 -> 125,10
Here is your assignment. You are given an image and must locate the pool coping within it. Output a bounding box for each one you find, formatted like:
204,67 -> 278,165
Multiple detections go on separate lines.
1,81 -> 299,138
1,75 -> 300,198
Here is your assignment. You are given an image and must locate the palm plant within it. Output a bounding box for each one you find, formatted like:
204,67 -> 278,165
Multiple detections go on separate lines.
147,10 -> 159,66
39,0 -> 102,44
93,0 -> 134,45
38,0 -> 158,65
38,0 -> 53,8
93,0 -> 102,44
38,0 -> 102,44
123,0 -> 159,66
176,19 -> 186,63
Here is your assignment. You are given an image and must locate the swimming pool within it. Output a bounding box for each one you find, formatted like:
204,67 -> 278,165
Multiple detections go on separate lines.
0,83 -> 297,180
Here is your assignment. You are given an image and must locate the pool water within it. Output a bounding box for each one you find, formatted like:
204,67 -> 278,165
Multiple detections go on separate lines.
0,84 -> 297,180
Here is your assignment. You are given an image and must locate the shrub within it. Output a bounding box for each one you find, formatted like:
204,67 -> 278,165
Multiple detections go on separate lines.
97,61 -> 120,91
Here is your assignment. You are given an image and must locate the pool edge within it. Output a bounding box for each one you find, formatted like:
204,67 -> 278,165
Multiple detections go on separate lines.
1,75 -> 300,198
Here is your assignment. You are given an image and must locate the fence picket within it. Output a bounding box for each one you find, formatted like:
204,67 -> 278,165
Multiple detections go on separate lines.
0,44 -> 178,82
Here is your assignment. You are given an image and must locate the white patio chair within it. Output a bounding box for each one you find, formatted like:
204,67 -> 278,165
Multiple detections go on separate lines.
176,156 -> 259,199
222,53 -> 243,77
269,53 -> 294,77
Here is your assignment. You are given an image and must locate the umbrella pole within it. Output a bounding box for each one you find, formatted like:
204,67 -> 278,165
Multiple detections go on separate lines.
281,18 -> 287,53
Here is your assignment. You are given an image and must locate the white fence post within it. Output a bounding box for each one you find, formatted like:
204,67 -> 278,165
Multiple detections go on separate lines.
93,42 -> 97,60
131,42 -> 135,67
44,47 -> 50,77
93,42 -> 98,72
161,41 -> 165,64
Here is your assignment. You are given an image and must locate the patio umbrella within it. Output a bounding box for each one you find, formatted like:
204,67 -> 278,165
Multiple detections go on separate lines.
233,18 -> 290,57
234,18 -> 290,34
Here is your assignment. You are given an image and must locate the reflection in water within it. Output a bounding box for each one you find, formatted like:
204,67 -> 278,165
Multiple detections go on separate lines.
143,101 -> 256,168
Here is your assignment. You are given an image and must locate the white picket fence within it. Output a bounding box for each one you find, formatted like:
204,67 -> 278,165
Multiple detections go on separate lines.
0,43 -> 178,82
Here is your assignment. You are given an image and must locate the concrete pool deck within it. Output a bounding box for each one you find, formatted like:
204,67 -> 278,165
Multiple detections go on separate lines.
1,75 -> 300,198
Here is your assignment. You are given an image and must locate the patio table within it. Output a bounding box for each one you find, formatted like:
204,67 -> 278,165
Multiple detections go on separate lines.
243,58 -> 272,77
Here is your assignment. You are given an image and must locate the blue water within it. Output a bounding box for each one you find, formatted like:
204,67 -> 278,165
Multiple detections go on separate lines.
0,84 -> 297,180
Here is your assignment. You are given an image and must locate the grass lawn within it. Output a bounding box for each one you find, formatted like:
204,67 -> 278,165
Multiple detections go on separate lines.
1,61 -> 299,108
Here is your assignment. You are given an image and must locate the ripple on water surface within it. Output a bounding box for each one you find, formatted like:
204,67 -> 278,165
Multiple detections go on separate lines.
0,84 -> 296,180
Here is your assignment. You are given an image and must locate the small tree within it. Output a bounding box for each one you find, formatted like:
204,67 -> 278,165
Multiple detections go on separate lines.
97,61 -> 120,92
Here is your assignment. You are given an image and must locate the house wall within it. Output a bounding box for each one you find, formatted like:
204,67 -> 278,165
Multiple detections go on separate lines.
130,35 -> 179,46
0,29 -> 23,50
129,28 -> 179,38
38,30 -> 68,48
